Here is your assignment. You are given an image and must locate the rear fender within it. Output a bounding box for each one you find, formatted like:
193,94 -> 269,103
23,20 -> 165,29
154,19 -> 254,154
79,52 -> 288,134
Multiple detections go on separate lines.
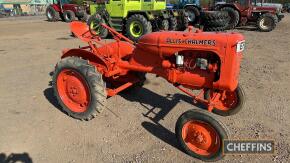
61,48 -> 108,73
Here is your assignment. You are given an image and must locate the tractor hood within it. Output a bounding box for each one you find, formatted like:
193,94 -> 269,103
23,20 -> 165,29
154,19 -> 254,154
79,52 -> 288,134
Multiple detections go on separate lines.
137,30 -> 244,57
254,6 -> 278,13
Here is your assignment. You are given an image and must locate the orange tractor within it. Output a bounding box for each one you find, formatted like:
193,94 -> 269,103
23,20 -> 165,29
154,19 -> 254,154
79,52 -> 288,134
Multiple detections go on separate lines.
51,21 -> 245,161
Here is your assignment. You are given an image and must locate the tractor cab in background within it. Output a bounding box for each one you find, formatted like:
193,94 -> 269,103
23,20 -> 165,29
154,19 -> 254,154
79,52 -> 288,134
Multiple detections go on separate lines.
141,0 -> 166,11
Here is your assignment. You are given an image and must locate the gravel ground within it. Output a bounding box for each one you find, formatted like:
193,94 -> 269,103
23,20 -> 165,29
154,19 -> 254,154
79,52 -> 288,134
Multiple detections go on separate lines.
0,15 -> 289,163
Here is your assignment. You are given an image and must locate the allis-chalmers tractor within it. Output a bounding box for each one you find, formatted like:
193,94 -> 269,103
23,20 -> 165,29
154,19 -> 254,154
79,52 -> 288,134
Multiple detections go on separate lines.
51,20 -> 246,161
213,0 -> 284,32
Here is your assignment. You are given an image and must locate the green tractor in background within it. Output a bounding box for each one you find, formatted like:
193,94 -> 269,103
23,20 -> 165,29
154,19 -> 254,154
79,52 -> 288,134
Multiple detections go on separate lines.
86,0 -> 188,41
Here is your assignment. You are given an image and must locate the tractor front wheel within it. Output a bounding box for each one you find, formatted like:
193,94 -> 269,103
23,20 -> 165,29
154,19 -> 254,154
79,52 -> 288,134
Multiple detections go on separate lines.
204,85 -> 245,116
46,5 -> 60,21
175,110 -> 227,161
63,10 -> 76,22
126,14 -> 152,42
185,6 -> 200,24
87,14 -> 109,39
178,11 -> 189,31
257,13 -> 277,32
52,57 -> 107,120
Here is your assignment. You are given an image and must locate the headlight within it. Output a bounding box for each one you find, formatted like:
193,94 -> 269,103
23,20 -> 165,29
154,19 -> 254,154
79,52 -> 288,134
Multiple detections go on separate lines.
236,40 -> 245,53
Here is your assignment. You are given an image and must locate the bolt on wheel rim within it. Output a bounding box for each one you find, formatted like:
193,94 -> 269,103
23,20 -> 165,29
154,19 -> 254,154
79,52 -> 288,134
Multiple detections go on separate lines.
182,120 -> 220,156
57,69 -> 91,113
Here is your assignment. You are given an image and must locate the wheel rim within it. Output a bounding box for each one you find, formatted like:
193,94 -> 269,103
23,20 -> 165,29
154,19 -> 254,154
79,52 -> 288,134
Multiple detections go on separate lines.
65,14 -> 71,21
187,11 -> 195,22
260,17 -> 273,30
209,90 -> 238,111
90,21 -> 99,32
57,69 -> 90,113
182,120 -> 220,156
90,18 -> 103,35
130,21 -> 143,38
47,10 -> 53,19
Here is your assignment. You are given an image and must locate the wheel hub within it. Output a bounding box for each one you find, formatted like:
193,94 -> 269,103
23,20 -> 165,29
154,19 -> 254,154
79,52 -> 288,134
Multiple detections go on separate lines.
130,21 -> 143,37
260,17 -> 272,30
65,14 -> 70,20
187,12 -> 195,22
182,120 -> 220,156
57,69 -> 90,113
192,131 -> 207,144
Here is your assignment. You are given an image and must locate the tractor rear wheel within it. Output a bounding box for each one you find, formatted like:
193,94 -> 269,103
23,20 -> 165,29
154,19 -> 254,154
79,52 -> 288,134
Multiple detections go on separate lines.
126,14 -> 152,42
221,7 -> 239,29
202,11 -> 229,27
159,19 -> 169,31
175,110 -> 228,161
46,5 -> 60,22
185,6 -> 200,24
87,14 -> 109,39
63,10 -> 76,22
204,85 -> 245,116
52,57 -> 107,120
203,26 -> 226,32
257,13 -> 277,32
168,17 -> 177,31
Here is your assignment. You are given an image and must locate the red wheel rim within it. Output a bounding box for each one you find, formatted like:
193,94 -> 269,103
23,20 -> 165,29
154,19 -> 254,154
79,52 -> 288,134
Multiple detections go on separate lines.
181,120 -> 220,156
210,91 -> 238,111
57,69 -> 91,113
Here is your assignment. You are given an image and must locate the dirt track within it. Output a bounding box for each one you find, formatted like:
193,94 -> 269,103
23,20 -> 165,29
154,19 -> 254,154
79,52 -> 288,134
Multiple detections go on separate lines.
0,15 -> 289,163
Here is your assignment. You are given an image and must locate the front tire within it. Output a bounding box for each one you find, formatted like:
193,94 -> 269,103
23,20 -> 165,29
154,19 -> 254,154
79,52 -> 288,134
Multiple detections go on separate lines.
52,57 -> 107,120
126,14 -> 152,42
185,6 -> 200,24
87,14 -> 109,39
257,13 -> 277,32
178,11 -> 189,31
175,110 -> 228,161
